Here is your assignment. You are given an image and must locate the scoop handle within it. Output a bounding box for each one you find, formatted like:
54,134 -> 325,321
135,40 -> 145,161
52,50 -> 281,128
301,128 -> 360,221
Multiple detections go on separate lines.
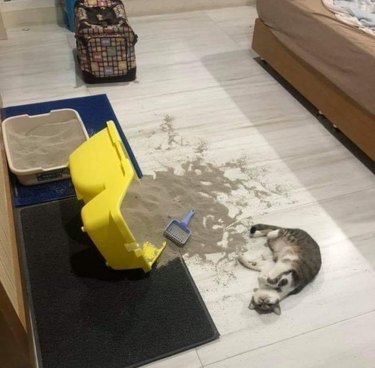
181,209 -> 195,226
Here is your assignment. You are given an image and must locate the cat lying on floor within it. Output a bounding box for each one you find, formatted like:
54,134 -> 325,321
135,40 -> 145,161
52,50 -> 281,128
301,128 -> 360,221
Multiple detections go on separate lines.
238,224 -> 322,315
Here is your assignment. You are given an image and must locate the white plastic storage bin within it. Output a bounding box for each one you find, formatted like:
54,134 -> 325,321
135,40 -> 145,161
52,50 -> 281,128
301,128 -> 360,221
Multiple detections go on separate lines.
2,109 -> 89,185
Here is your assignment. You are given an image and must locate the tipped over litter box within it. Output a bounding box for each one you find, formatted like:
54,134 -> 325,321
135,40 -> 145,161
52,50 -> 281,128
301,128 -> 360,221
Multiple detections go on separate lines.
68,120 -> 166,272
1,109 -> 88,185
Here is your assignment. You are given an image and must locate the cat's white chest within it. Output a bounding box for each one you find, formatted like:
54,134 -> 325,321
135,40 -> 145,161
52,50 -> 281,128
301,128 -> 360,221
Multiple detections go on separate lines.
271,240 -> 298,262
270,238 -> 289,253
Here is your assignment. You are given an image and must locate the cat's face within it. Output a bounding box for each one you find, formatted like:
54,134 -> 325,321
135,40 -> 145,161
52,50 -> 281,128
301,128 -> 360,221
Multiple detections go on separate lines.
249,288 -> 281,315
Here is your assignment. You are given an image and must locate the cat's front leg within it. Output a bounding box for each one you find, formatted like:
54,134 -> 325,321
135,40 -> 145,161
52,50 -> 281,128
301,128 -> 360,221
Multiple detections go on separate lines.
264,262 -> 293,289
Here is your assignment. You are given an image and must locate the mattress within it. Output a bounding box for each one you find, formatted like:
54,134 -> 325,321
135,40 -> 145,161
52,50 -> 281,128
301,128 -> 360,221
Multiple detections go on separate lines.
256,0 -> 375,115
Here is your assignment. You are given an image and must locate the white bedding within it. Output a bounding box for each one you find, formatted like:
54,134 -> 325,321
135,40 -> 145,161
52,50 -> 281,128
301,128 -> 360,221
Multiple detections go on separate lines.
322,0 -> 375,36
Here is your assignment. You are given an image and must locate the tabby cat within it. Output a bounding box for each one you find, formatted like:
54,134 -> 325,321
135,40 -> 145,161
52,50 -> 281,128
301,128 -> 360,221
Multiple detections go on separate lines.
238,224 -> 322,315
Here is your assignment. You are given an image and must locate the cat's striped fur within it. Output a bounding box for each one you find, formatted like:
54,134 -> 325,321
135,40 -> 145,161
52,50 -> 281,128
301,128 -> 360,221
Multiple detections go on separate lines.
239,224 -> 322,315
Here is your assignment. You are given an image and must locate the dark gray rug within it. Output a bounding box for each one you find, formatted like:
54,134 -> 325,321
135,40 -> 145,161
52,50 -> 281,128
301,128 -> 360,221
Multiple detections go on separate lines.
17,198 -> 219,368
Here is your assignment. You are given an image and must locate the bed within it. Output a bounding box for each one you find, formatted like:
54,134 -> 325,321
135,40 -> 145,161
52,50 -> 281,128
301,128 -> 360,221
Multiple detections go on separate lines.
252,0 -> 375,160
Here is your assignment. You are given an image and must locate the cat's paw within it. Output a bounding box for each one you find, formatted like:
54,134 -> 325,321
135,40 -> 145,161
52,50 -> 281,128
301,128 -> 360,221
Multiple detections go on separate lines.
249,227 -> 265,238
238,255 -> 260,270
266,275 -> 289,289
266,276 -> 281,286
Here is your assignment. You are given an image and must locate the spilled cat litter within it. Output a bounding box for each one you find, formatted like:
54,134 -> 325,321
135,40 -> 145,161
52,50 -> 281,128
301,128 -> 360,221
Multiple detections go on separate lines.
120,114 -> 295,282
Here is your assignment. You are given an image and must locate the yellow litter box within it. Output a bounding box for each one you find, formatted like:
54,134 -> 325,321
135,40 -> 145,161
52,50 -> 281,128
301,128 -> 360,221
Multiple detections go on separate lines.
68,121 -> 166,272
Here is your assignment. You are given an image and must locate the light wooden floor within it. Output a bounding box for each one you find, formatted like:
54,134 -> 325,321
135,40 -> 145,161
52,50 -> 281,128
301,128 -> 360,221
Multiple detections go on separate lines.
1,5 -> 375,368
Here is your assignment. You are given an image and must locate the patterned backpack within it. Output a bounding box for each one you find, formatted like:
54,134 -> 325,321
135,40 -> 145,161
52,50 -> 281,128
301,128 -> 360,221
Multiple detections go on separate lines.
74,0 -> 137,83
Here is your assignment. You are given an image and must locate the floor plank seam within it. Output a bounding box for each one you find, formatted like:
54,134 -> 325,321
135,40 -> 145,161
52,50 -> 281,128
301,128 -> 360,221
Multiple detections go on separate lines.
200,308 -> 375,367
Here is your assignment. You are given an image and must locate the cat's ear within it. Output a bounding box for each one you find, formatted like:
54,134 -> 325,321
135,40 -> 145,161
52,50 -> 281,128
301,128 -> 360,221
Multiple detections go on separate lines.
248,297 -> 256,310
272,302 -> 281,315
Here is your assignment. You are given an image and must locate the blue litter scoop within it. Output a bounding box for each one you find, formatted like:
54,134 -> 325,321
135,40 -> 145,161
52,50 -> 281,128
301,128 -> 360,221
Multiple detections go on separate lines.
164,209 -> 195,246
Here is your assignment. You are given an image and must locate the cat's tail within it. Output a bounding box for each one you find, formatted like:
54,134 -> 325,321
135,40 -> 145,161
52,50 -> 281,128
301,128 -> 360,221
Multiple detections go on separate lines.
250,224 -> 282,237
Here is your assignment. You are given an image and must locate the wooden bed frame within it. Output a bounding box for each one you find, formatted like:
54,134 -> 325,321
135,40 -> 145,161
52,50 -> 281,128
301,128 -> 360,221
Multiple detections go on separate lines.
252,18 -> 375,161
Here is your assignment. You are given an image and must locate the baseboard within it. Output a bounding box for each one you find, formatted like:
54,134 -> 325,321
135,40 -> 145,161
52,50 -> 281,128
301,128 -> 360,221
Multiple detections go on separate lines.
1,0 -> 64,28
126,0 -> 254,17
1,0 -> 254,28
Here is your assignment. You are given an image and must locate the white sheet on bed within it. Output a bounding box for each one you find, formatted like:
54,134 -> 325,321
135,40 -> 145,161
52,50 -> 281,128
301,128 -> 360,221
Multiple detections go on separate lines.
322,0 -> 375,36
